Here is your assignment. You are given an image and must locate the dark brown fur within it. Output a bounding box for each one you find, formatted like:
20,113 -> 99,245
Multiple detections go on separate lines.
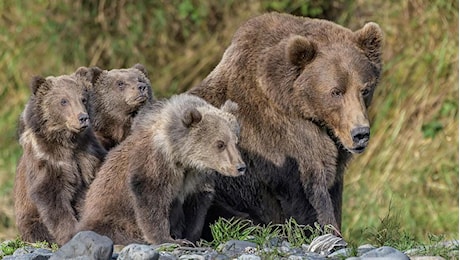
77,94 -> 245,245
82,64 -> 155,150
188,12 -> 383,237
14,72 -> 107,245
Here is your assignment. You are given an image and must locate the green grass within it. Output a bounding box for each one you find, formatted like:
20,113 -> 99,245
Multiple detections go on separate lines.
203,217 -> 333,249
342,0 -> 458,245
0,0 -> 457,251
201,217 -> 337,258
203,217 -> 458,258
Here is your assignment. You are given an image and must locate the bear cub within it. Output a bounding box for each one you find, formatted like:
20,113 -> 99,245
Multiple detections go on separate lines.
84,63 -> 155,150
77,94 -> 245,245
14,71 -> 106,245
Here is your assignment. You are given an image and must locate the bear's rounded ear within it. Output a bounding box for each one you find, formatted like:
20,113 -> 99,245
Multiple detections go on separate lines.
74,66 -> 103,85
30,76 -> 47,95
287,35 -> 317,67
182,107 -> 202,128
220,100 -> 239,115
133,63 -> 148,78
354,22 -> 383,66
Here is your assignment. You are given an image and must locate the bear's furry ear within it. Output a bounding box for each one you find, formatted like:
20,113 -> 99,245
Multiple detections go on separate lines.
354,22 -> 383,67
74,66 -> 103,85
182,108 -> 202,127
133,63 -> 148,78
220,100 -> 239,115
287,35 -> 317,67
30,76 -> 47,95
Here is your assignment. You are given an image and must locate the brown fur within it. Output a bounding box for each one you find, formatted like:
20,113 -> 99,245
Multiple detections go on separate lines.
188,12 -> 383,237
14,72 -> 107,245
80,64 -> 155,150
77,94 -> 245,245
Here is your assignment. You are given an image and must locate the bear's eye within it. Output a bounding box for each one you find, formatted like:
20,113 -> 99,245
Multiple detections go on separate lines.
216,140 -> 226,151
82,97 -> 87,104
361,88 -> 370,97
60,98 -> 68,106
331,88 -> 343,98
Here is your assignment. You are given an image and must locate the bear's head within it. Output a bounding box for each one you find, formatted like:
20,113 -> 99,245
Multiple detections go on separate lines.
26,73 -> 92,139
86,64 -> 154,116
167,97 -> 246,177
258,21 -> 383,154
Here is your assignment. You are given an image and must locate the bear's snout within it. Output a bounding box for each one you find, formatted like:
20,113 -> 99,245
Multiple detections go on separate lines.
137,82 -> 148,93
78,113 -> 90,129
350,126 -> 370,153
237,163 -> 247,175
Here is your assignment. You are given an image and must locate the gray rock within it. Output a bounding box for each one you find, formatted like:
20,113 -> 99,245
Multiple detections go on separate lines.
158,252 -> 177,260
404,239 -> 459,258
1,246 -> 53,260
295,252 -> 325,259
3,255 -> 49,260
280,245 -> 291,254
237,254 -> 261,260
212,254 -> 231,260
408,257 -> 446,260
357,246 -> 409,260
357,244 -> 376,256
328,248 -> 352,258
14,247 -> 53,256
288,254 -> 326,260
178,254 -> 204,260
117,244 -> 160,260
49,231 -> 113,260
219,240 -> 258,258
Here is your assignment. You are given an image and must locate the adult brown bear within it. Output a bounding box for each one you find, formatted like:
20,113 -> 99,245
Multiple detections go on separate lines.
188,12 -> 383,237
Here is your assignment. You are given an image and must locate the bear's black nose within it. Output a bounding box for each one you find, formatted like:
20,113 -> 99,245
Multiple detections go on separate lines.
351,126 -> 370,144
138,83 -> 148,92
237,164 -> 247,175
78,113 -> 90,127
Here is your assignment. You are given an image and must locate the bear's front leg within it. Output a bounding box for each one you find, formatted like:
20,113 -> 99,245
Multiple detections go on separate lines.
29,169 -> 78,245
129,169 -> 178,245
303,171 -> 341,236
182,189 -> 215,243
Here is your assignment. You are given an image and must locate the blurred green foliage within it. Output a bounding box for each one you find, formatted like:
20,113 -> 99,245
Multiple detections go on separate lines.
0,0 -> 457,246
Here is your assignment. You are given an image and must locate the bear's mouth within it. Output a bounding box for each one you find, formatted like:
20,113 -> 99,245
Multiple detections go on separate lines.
348,145 -> 367,154
67,124 -> 88,133
126,95 -> 148,108
79,123 -> 89,131
135,94 -> 148,102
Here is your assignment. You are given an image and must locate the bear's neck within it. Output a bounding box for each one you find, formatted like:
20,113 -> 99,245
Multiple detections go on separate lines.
92,112 -> 132,146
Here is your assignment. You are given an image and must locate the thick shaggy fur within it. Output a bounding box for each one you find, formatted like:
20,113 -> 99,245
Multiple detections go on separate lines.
14,72 -> 106,245
85,64 -> 155,150
188,12 -> 383,237
77,94 -> 245,245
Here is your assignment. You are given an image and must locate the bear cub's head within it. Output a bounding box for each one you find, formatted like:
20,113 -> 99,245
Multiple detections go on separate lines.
163,96 -> 246,177
186,100 -> 245,176
81,63 -> 154,116
26,73 -> 92,137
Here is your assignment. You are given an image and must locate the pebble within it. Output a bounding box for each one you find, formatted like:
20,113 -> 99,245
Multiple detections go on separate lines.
117,244 -> 159,260
2,232 -> 458,260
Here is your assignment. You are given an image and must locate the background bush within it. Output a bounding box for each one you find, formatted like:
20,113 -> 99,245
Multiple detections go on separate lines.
0,0 -> 457,245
